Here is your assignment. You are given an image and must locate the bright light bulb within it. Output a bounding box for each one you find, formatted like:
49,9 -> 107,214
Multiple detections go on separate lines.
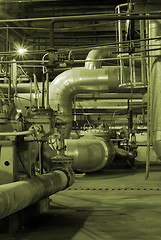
18,48 -> 27,55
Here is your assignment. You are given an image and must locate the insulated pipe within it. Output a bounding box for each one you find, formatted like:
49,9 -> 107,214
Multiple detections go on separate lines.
85,48 -> 113,70
65,135 -> 115,172
0,170 -> 73,220
149,20 -> 161,159
49,67 -> 120,138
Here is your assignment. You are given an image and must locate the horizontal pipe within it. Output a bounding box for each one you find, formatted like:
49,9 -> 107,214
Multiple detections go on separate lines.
0,53 -> 159,64
50,12 -> 161,24
65,135 -> 115,172
49,13 -> 161,48
76,93 -> 144,99
0,12 -> 159,24
0,170 -> 73,220
0,130 -> 34,136
0,83 -> 42,94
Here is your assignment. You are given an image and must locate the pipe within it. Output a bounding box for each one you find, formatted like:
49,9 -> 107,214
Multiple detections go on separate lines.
0,83 -> 42,94
114,146 -> 136,162
0,129 -> 34,136
49,66 -> 120,138
0,169 -> 74,220
0,12 -> 159,25
149,20 -> 161,159
65,135 -> 115,172
85,48 -> 113,70
49,13 -> 161,48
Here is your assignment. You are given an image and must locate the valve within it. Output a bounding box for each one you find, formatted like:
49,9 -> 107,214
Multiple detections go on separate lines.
47,50 -> 74,67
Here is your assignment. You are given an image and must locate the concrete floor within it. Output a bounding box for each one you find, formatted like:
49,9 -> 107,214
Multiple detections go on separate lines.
2,162 -> 161,240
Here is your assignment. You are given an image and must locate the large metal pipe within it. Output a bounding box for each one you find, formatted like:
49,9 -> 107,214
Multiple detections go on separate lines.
49,67 -> 120,138
149,20 -> 161,159
85,48 -> 113,70
0,169 -> 74,220
65,135 -> 115,172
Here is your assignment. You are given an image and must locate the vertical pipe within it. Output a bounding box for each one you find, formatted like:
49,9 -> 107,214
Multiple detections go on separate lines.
145,19 -> 150,179
46,71 -> 49,108
140,18 -> 147,85
49,21 -> 55,48
117,6 -> 124,85
42,73 -> 45,108
6,25 -> 11,102
30,77 -> 32,108
33,74 -> 38,108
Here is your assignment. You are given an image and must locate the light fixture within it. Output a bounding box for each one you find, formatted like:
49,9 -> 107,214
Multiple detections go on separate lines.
17,48 -> 27,55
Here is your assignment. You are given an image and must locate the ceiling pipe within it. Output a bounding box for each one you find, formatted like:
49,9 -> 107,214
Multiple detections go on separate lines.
0,12 -> 159,25
49,66 -> 120,138
149,20 -> 161,159
49,13 -> 161,48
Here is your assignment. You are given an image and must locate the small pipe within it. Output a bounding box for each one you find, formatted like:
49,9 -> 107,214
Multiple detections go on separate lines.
0,12 -> 159,24
42,73 -> 45,108
0,52 -> 159,64
114,146 -> 136,162
0,130 -> 34,136
140,17 -> 147,85
46,71 -> 49,108
49,13 -> 161,48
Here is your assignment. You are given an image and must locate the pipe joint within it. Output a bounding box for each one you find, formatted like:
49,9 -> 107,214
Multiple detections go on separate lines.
54,167 -> 75,188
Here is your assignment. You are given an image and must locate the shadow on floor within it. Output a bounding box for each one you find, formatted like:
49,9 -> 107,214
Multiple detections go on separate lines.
2,208 -> 92,240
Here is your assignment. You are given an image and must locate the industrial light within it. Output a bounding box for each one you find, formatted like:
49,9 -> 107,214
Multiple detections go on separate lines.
17,48 -> 27,55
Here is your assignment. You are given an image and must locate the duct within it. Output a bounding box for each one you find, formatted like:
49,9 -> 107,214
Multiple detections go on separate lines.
49,67 -> 120,138
65,135 -> 115,172
85,48 -> 113,70
149,20 -> 161,159
0,169 -> 74,220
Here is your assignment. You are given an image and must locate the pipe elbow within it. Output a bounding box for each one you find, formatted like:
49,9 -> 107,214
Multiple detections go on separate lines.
65,135 -> 115,172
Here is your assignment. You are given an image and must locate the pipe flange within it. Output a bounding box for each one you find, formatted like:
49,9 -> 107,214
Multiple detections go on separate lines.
54,167 -> 75,188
